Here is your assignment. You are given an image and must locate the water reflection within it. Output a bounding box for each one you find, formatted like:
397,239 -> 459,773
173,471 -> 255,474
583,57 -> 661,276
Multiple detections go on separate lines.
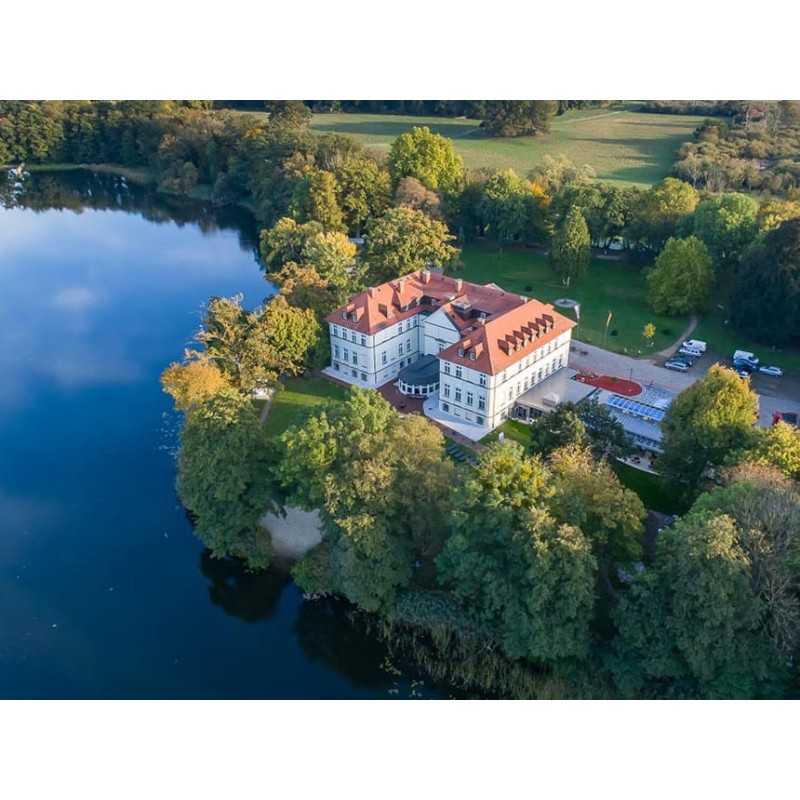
199,552 -> 289,623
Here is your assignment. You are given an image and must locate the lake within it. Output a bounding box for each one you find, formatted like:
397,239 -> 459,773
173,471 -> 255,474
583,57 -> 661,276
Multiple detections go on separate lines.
0,171 -> 438,699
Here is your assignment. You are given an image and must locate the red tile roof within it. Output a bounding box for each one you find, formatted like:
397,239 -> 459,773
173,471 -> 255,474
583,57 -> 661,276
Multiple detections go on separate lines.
325,270 -> 527,336
437,299 -> 576,376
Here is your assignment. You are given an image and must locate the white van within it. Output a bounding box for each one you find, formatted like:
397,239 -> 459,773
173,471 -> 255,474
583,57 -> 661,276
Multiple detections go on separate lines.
733,349 -> 759,367
683,339 -> 707,353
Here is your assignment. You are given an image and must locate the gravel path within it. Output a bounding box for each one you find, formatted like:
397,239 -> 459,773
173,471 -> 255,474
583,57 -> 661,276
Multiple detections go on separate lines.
653,314 -> 698,359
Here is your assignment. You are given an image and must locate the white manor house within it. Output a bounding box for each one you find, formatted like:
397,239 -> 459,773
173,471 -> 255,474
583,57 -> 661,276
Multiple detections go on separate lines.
324,269 -> 579,437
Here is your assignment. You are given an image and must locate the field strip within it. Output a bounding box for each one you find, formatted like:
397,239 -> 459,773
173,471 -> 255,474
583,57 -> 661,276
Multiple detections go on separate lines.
553,110 -> 625,126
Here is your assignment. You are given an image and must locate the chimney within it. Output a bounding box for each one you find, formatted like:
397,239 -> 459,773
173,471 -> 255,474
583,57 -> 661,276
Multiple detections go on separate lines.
455,278 -> 463,291
367,287 -> 375,298
421,270 -> 431,284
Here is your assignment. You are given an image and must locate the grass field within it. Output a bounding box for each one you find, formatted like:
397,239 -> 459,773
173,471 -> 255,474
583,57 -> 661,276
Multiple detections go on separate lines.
459,242 -> 689,356
480,420 -> 531,448
262,376 -> 348,439
301,105 -> 706,187
612,461 -> 676,513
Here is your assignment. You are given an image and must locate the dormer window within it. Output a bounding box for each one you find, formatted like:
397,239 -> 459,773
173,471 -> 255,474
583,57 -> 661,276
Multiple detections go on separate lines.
342,311 -> 347,320
457,347 -> 465,358
469,351 -> 476,362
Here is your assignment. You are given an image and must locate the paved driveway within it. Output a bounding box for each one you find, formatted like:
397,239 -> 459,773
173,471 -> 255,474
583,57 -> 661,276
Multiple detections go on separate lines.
569,343 -> 800,427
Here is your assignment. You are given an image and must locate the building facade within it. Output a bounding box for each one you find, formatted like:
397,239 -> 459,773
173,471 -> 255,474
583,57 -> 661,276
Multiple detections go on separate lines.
325,270 -> 576,433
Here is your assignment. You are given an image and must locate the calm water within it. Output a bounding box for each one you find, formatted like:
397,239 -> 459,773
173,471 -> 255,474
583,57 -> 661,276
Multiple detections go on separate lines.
0,171 -> 434,698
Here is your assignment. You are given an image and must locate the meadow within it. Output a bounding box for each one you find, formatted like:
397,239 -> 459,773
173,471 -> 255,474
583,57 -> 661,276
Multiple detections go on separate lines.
306,105 -> 706,186
458,243 -> 690,356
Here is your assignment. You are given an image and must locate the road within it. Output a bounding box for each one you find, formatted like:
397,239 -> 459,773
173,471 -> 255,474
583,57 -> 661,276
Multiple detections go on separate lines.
569,343 -> 800,427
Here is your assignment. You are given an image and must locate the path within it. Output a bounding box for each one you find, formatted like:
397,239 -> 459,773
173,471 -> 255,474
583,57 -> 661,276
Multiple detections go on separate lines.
257,387 -> 276,425
552,110 -> 624,126
653,314 -> 698,360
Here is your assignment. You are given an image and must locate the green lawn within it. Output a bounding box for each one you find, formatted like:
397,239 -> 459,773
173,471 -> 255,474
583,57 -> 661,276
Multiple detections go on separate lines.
611,461 -> 677,513
459,242 -> 689,357
480,420 -> 531,448
302,104 -> 706,187
262,376 -> 348,439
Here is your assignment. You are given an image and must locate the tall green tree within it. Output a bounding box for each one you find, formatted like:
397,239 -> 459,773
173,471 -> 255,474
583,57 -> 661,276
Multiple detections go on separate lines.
437,441 -> 596,664
729,219 -> 800,345
646,236 -> 713,315
364,207 -> 458,283
549,208 -> 590,286
177,392 -> 277,569
192,294 -> 319,392
480,101 -> 559,138
259,217 -> 324,272
659,364 -> 759,505
691,192 -> 760,271
266,100 -> 312,129
387,125 -> 465,195
479,169 -> 551,244
610,513 -> 784,699
626,178 -> 699,252
529,403 -> 586,456
160,361 -> 233,412
728,422 -> 800,480
335,157 -> 392,236
290,168 -> 346,232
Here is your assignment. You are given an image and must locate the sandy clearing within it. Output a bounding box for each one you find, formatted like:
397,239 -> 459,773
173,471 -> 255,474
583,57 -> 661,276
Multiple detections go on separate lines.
259,506 -> 323,560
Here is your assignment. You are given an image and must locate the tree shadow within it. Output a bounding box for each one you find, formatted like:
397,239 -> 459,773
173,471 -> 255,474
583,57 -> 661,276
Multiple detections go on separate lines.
199,551 -> 290,623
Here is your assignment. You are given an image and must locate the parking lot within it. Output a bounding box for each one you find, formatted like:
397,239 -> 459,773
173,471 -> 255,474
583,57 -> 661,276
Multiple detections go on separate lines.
569,343 -> 800,427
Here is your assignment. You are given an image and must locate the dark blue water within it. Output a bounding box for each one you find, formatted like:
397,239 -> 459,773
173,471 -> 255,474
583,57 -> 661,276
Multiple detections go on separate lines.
0,172 -> 430,698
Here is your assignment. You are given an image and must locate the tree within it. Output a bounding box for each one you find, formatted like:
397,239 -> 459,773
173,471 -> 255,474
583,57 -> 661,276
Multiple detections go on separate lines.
642,323 -> 656,347
610,513 -> 784,699
394,176 -> 445,221
692,464 -> 800,660
177,392 -> 278,569
578,398 -> 635,460
259,217 -> 323,272
160,361 -> 233,411
274,389 -> 456,611
289,168 -> 346,232
387,125 -> 465,195
529,403 -> 586,456
478,169 -> 551,244
550,208 -> 590,286
626,178 -> 699,252
335,157 -> 392,236
691,192 -> 760,271
659,364 -> 760,504
266,100 -> 311,129
192,294 -> 319,393
728,422 -> 800,480
548,445 -> 645,577
480,101 -> 559,138
301,231 -> 363,299
757,198 -> 800,233
529,154 -> 596,196
646,236 -> 713,315
729,219 -> 800,345
364,207 -> 458,283
436,441 -> 596,664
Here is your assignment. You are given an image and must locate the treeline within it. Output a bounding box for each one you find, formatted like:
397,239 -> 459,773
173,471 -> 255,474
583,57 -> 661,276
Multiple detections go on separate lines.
164,344 -> 800,697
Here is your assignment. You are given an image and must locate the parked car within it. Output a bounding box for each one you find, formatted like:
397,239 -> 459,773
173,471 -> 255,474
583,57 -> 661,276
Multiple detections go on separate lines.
683,339 -> 707,353
664,360 -> 689,372
672,355 -> 694,366
733,358 -> 755,372
735,369 -> 751,380
773,411 -> 799,428
758,365 -> 784,377
679,346 -> 703,358
733,349 -> 759,368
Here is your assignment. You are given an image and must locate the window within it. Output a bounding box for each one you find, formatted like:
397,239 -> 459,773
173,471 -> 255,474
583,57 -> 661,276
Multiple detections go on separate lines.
478,397 -> 485,411
399,321 -> 404,333
442,402 -> 450,413
360,372 -> 367,381
331,325 -> 337,338
334,345 -> 340,358
334,362 -> 340,371
413,315 -> 418,326
438,342 -> 445,353
406,338 -> 411,353
399,342 -> 404,355
479,374 -> 487,387
444,362 -> 451,374
466,392 -> 473,406
360,335 -> 366,347
455,366 -> 462,379
476,415 -> 484,426
443,384 -> 451,398
351,332 -> 356,343
352,352 -> 358,364
351,369 -> 357,377
455,387 -> 462,403
381,351 -> 387,365
343,348 -> 349,361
